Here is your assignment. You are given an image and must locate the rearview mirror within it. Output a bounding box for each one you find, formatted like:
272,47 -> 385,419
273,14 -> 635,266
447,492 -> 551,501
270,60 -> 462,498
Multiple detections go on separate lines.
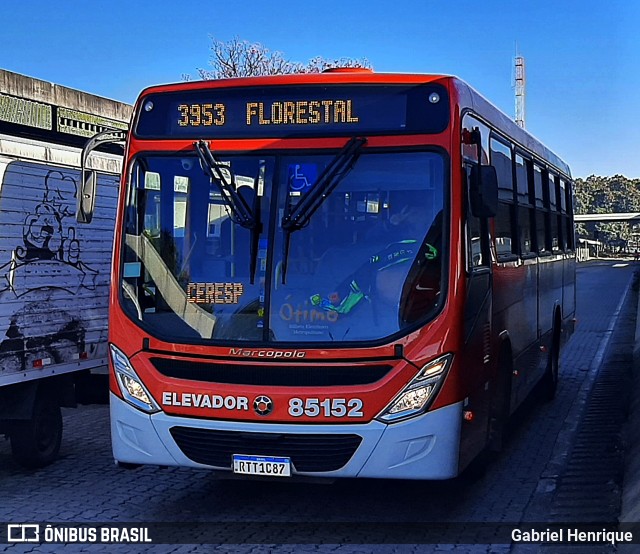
77,128 -> 127,224
469,165 -> 498,218
77,169 -> 97,224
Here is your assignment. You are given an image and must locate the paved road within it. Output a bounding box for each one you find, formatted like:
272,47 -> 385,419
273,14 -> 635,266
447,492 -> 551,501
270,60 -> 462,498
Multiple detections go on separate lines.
0,261 -> 636,553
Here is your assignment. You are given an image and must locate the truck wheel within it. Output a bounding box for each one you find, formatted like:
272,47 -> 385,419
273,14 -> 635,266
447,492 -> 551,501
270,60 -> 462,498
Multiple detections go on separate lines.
10,393 -> 62,468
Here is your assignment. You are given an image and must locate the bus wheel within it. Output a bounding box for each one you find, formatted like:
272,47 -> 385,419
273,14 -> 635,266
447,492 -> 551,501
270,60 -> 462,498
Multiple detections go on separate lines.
458,349 -> 512,481
9,392 -> 62,469
539,334 -> 560,402
487,347 -> 513,453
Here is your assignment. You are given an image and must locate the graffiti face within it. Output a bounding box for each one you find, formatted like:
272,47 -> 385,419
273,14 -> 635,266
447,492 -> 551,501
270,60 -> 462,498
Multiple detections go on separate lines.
1,168 -> 97,297
24,203 -> 63,259
19,170 -> 77,261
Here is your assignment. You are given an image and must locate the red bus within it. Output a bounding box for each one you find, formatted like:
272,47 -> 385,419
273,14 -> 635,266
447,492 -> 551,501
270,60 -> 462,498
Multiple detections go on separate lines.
81,69 -> 575,479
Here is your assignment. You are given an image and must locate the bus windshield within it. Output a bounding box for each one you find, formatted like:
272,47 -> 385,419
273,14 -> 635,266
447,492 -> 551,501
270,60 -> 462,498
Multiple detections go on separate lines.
120,148 -> 446,344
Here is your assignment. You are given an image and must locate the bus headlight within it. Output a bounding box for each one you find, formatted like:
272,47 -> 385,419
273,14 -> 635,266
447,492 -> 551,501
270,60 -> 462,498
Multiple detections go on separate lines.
376,354 -> 452,423
109,344 -> 160,414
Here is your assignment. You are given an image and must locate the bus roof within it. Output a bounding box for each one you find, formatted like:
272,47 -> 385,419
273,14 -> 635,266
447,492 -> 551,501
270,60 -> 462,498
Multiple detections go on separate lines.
452,78 -> 571,177
135,71 -> 571,178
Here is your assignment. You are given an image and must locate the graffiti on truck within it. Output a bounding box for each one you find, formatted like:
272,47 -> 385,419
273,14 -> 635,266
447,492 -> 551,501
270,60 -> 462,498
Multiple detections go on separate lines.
0,170 -> 98,297
0,168 -> 99,374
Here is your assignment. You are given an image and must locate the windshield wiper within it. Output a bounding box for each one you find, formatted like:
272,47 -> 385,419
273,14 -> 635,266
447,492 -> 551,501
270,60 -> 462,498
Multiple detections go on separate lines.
250,161 -> 265,284
195,140 -> 256,228
195,140 -> 262,283
280,136 -> 367,283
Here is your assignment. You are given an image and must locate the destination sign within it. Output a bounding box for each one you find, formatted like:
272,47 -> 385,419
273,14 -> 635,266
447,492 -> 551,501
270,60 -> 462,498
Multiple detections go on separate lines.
134,84 -> 449,138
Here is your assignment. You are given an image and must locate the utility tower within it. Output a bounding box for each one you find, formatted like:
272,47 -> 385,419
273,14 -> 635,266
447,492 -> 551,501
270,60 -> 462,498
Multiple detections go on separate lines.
514,54 -> 526,128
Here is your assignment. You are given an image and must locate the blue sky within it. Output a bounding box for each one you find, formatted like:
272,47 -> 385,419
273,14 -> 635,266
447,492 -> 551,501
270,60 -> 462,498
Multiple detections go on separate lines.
1,0 -> 638,179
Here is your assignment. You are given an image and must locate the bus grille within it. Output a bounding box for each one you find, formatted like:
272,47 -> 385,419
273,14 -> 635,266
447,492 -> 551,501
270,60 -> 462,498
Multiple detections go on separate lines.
152,358 -> 392,387
169,427 -> 362,472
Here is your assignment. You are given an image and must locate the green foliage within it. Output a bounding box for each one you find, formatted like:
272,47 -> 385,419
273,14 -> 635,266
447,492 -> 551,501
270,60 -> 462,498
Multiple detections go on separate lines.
574,175 -> 640,243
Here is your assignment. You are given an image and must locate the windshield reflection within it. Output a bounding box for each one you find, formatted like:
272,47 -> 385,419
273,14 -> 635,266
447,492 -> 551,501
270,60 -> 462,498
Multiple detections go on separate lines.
120,150 -> 445,344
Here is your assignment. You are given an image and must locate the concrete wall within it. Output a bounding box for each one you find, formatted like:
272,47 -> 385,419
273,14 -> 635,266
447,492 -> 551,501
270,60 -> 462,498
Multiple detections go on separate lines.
0,69 -> 132,123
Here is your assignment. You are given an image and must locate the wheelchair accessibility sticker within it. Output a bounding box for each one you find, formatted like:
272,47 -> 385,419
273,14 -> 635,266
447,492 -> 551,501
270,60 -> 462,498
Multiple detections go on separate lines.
288,164 -> 317,192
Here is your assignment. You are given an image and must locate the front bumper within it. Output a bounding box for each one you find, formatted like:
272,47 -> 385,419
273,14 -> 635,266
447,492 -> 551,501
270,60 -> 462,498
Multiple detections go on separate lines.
110,393 -> 463,480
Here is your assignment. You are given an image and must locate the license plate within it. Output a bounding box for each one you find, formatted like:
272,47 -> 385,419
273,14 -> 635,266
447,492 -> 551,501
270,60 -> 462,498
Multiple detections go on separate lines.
232,454 -> 291,477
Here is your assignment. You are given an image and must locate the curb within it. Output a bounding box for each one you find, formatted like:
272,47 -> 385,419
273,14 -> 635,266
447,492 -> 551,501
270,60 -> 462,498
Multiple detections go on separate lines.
619,269 -> 640,546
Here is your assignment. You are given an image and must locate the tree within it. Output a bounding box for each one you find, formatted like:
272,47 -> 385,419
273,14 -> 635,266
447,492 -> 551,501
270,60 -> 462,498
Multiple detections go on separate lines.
191,37 -> 371,80
574,174 -> 640,246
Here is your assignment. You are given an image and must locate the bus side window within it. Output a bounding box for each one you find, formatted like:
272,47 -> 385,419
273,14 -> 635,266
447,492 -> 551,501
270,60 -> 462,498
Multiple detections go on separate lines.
468,217 -> 483,267
560,179 -> 575,251
548,172 -> 561,252
461,115 -> 493,271
514,154 -> 534,257
490,137 -> 516,261
464,165 -> 490,270
533,164 -> 549,255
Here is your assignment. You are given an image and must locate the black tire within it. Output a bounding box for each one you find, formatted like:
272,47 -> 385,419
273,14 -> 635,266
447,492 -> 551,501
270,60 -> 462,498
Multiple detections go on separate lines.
539,334 -> 560,403
9,392 -> 62,469
460,348 -> 513,482
487,348 -> 513,453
